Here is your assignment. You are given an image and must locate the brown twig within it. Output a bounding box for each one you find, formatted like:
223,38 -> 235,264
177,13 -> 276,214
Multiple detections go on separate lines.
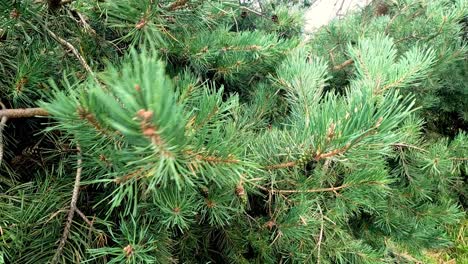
240,6 -> 266,18
272,184 -> 349,194
0,102 -> 7,167
332,59 -> 354,71
45,209 -> 69,224
261,181 -> 383,195
68,10 -> 96,36
45,27 -> 96,81
393,143 -> 427,152
74,208 -> 93,227
264,161 -> 296,170
51,144 -> 82,264
168,0 -> 189,11
136,109 -> 173,157
315,144 -> 351,160
114,168 -> 146,184
77,107 -> 108,135
263,145 -> 349,170
0,107 -> 49,119
265,118 -> 383,171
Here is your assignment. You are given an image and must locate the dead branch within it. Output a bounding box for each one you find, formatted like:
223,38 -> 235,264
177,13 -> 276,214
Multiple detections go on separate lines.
265,119 -> 383,171
45,27 -> 96,81
0,107 -> 49,119
272,184 -> 349,194
332,59 -> 354,71
51,144 -> 82,264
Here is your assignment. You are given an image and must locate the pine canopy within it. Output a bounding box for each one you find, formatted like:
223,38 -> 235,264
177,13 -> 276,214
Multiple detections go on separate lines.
0,0 -> 467,263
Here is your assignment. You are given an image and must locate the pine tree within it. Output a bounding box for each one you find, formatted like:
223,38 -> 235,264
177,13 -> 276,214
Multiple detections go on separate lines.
0,0 -> 466,263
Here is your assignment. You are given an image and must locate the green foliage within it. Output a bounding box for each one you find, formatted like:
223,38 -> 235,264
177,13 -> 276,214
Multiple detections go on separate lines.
307,0 -> 468,135
0,0 -> 466,263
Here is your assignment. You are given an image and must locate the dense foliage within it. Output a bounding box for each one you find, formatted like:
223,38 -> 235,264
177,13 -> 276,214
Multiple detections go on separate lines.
0,0 -> 466,263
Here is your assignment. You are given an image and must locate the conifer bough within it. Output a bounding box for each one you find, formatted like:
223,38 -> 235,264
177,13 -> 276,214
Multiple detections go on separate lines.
0,0 -> 467,263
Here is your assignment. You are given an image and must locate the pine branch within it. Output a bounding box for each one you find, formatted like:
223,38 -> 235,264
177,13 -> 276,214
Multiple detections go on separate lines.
44,27 -> 97,82
77,107 -> 109,135
273,184 -> 349,194
332,59 -> 354,71
264,161 -> 296,170
263,144 -> 350,170
51,144 -> 82,264
114,168 -> 146,184
393,17 -> 446,45
135,0 -> 156,30
0,107 -> 49,119
250,181 -> 384,195
186,150 -> 240,164
137,109 -> 173,157
265,119 -> 382,170
196,154 -> 240,164
69,10 -> 97,36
